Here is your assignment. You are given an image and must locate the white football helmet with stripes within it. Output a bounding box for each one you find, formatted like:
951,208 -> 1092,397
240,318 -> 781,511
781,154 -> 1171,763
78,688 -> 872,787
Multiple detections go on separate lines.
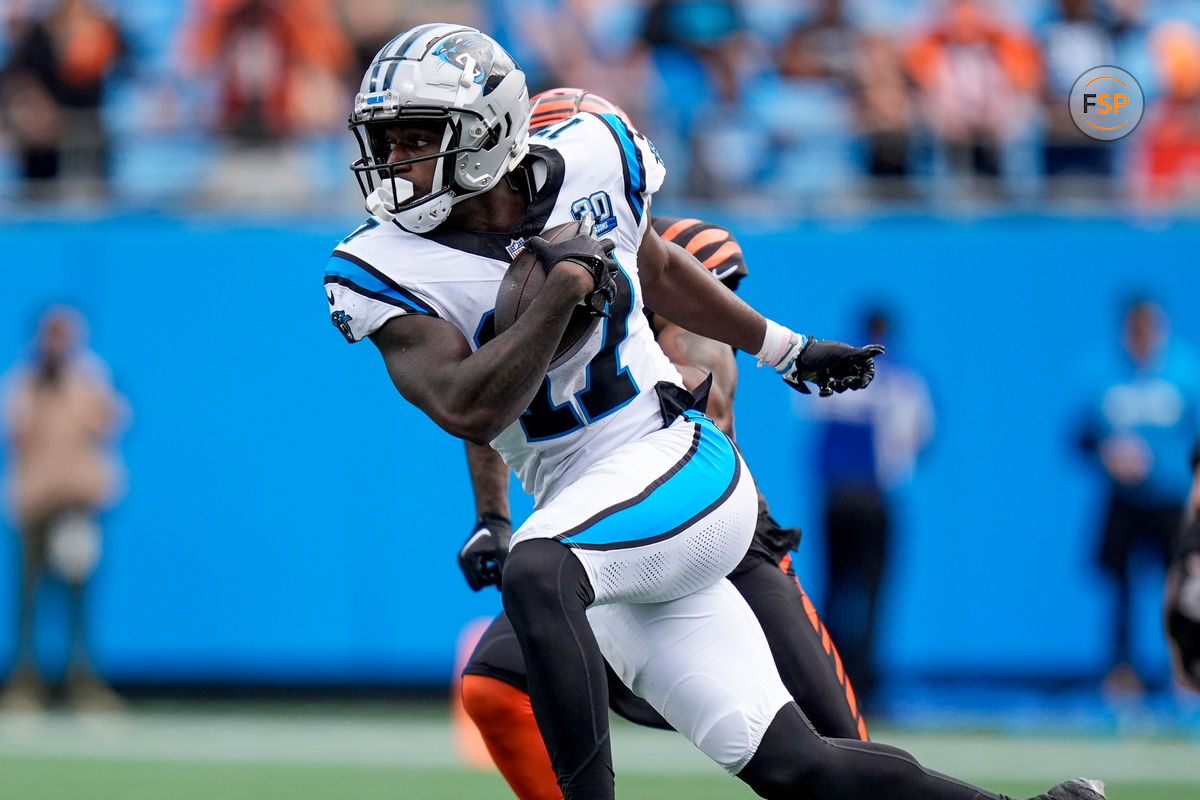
349,23 -> 531,233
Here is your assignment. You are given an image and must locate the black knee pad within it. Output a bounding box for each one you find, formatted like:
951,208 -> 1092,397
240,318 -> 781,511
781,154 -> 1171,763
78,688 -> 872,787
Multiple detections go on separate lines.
501,538 -> 594,624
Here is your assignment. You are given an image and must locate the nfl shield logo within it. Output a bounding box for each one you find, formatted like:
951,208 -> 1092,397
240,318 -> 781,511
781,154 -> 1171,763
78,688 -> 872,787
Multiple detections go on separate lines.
505,238 -> 526,259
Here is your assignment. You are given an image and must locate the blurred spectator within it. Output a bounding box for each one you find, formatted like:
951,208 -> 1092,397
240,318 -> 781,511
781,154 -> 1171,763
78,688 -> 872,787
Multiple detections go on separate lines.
907,0 -> 1041,198
747,18 -> 860,203
340,0 -> 480,77
853,33 -> 917,201
178,0 -> 352,204
1134,20 -> 1200,206
636,0 -> 759,198
804,309 -> 935,708
0,306 -> 128,713
1039,0 -> 1118,199
1107,0 -> 1153,83
784,0 -> 858,87
501,0 -> 648,126
1076,297 -> 1200,696
338,0 -> 406,77
0,0 -> 128,202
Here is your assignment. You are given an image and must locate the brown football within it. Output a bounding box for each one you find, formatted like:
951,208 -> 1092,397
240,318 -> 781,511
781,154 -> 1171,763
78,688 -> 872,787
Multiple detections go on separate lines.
494,220 -> 600,367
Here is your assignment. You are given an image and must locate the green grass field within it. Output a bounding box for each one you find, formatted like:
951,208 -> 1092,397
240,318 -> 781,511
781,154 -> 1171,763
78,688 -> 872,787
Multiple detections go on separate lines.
0,702 -> 1196,799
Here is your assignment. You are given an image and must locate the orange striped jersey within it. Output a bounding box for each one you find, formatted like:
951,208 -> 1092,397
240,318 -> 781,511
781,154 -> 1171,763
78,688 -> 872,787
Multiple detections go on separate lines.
652,216 -> 748,291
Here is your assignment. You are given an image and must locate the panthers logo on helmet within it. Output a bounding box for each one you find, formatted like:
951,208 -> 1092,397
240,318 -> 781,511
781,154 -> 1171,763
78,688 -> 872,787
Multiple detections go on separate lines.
434,32 -> 515,92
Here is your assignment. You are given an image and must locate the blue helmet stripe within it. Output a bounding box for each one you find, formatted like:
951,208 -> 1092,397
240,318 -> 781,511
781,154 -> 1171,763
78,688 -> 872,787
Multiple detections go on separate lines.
381,56 -> 401,91
369,23 -> 458,92
395,23 -> 442,59
368,33 -> 406,92
325,252 -> 438,316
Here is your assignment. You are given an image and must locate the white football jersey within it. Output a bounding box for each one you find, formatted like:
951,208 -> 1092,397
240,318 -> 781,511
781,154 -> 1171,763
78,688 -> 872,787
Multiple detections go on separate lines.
325,112 -> 682,505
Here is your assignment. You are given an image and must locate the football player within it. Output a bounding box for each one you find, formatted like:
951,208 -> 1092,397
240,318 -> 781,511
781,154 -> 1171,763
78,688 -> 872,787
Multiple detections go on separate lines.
1166,439 -> 1200,691
455,89 -> 867,800
325,24 -> 1101,800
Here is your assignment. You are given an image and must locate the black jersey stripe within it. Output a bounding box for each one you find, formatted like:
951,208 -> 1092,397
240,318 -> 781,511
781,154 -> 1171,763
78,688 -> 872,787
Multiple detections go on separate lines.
327,251 -> 439,316
324,275 -> 431,315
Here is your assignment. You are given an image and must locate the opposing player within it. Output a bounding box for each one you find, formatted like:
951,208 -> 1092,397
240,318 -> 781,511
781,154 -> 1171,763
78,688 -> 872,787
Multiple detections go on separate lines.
455,89 -> 866,800
1166,438 -> 1200,691
325,23 -> 1102,800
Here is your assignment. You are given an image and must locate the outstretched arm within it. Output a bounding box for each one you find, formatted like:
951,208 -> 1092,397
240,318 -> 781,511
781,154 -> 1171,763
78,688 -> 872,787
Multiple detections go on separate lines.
639,233 -> 766,353
640,232 -> 883,396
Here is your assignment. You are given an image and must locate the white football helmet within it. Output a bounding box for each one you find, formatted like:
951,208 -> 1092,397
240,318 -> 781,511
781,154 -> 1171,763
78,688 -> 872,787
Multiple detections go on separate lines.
349,24 -> 531,233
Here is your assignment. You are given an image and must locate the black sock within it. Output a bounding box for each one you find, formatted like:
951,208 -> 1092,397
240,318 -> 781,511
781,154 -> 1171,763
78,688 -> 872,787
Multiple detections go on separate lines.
739,703 -> 1012,800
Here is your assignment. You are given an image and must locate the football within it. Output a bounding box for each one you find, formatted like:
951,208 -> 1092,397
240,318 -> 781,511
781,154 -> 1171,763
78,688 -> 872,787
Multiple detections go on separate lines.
494,220 -> 600,367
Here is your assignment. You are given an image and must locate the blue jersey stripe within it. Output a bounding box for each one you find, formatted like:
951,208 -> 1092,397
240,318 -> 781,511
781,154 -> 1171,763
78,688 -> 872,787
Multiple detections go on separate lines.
598,113 -> 646,224
563,415 -> 738,548
325,252 -> 438,316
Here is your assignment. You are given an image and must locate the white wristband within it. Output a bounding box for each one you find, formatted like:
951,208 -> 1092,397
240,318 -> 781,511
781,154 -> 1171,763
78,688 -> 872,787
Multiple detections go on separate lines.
755,319 -> 805,369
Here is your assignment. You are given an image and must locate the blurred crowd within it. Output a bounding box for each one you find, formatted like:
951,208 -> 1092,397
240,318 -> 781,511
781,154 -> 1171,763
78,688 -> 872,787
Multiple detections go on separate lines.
2,0 -> 1200,213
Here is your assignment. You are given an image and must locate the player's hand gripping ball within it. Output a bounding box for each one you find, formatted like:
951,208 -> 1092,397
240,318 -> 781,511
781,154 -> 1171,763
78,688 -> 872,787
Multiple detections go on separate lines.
494,213 -> 618,367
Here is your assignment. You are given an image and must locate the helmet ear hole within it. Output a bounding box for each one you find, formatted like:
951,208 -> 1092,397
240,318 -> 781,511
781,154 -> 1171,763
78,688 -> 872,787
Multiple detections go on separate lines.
483,124 -> 502,150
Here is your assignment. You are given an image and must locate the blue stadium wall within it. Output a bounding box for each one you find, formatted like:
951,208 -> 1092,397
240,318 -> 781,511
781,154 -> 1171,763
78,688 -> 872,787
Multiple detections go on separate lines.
2,213 -> 1197,688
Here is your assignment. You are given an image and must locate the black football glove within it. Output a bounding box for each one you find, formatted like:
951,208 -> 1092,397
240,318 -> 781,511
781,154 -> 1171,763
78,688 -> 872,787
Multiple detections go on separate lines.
782,336 -> 885,397
457,512 -> 512,591
522,212 -> 618,318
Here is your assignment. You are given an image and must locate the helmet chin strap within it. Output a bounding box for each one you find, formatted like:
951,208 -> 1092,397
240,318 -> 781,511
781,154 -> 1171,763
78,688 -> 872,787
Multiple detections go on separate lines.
396,193 -> 454,233
365,181 -> 455,233
365,178 -> 413,222
366,124 -> 460,233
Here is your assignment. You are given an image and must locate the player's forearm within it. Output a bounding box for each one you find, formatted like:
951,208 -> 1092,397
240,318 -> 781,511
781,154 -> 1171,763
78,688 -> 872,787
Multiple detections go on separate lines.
466,441 -> 511,519
452,271 -> 586,440
642,242 -> 766,354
